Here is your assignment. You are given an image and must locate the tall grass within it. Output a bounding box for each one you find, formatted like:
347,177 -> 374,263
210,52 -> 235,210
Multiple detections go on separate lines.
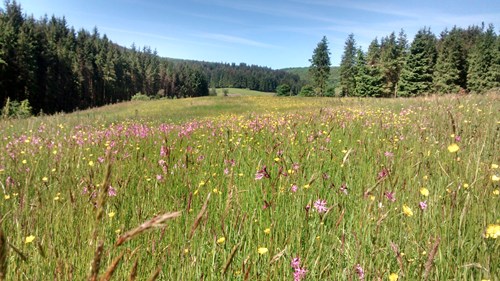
0,94 -> 498,280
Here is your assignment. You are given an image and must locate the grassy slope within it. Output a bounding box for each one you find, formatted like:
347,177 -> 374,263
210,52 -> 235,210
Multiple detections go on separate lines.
282,66 -> 340,86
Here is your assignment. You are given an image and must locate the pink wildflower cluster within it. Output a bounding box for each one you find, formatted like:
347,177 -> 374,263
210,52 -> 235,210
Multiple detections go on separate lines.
255,165 -> 270,180
291,257 -> 307,281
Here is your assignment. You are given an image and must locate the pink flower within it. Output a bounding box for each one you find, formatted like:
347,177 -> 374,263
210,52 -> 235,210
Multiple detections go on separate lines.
293,267 -> 307,281
454,135 -> 461,142
419,201 -> 427,210
377,168 -> 389,180
385,191 -> 396,202
340,183 -> 348,195
355,264 -> 365,280
313,199 -> 328,213
291,257 -> 301,269
108,186 -> 117,197
291,184 -> 298,193
384,151 -> 394,157
255,166 -> 270,180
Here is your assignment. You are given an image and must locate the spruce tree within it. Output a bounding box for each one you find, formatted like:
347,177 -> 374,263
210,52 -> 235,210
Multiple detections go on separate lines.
434,27 -> 467,94
339,33 -> 357,96
309,36 -> 331,96
467,24 -> 499,93
398,28 -> 438,97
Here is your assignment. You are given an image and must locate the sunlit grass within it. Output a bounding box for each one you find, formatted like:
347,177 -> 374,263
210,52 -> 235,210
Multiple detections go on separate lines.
0,94 -> 499,280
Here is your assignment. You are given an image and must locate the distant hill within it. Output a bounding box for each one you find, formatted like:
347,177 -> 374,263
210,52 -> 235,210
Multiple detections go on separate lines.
282,66 -> 340,87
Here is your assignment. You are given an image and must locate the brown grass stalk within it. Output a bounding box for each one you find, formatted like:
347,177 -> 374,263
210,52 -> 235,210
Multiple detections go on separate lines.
147,266 -> 162,281
390,242 -> 404,276
115,211 -> 182,246
128,259 -> 138,281
88,240 -> 104,281
189,193 -> 211,239
222,242 -> 241,275
100,251 -> 125,281
423,236 -> 441,280
0,228 -> 7,281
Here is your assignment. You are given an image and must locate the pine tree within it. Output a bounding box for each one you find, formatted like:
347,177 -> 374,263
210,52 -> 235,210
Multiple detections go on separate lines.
309,36 -> 331,96
434,27 -> 467,94
339,33 -> 357,96
398,28 -> 438,97
355,47 -> 384,97
467,24 -> 499,93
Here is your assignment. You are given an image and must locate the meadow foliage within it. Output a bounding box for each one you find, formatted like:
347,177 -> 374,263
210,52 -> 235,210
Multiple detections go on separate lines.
0,94 -> 499,280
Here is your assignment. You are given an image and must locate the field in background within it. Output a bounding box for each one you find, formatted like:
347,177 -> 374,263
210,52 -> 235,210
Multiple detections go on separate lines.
0,94 -> 499,280
215,88 -> 275,97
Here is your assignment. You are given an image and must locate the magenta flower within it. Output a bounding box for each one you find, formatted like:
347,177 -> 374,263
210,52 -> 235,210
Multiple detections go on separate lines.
313,199 -> 328,213
340,183 -> 348,195
291,257 -> 301,269
385,191 -> 396,202
293,267 -> 307,281
377,168 -> 389,180
255,166 -> 270,180
291,184 -> 298,193
108,186 -> 117,197
384,151 -> 394,157
355,264 -> 365,280
419,201 -> 427,210
454,135 -> 461,142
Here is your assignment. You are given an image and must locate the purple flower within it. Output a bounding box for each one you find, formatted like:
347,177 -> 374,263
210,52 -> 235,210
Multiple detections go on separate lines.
385,191 -> 396,202
293,267 -> 307,281
454,135 -> 461,142
292,163 -> 300,171
419,201 -> 427,210
224,168 -> 230,175
291,257 -> 301,269
160,145 -> 168,157
377,168 -> 389,180
156,174 -> 163,181
384,151 -> 394,157
355,264 -> 365,280
108,186 -> 117,197
290,184 -> 298,193
313,199 -> 328,213
255,166 -> 270,180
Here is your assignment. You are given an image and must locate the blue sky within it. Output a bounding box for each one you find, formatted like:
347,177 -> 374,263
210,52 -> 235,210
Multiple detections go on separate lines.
8,0 -> 500,69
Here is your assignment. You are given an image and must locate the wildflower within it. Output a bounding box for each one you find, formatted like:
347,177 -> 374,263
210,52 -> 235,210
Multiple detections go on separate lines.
492,163 -> 499,169
454,135 -> 461,142
290,184 -> 298,193
493,190 -> 499,196
303,184 -> 310,189
293,267 -> 307,281
291,257 -> 301,269
313,199 -> 328,213
402,205 -> 414,217
385,191 -> 396,202
42,177 -> 48,183
257,247 -> 268,255
264,228 -> 271,234
389,273 -> 398,281
355,264 -> 365,280
419,201 -> 427,211
255,166 -> 270,180
484,224 -> 500,239
377,168 -> 389,180
420,187 -> 429,197
108,186 -> 117,197
4,195 -> 10,200
447,143 -> 460,153
217,237 -> 225,244
88,160 -> 95,167
492,175 -> 500,182
108,212 -> 115,218
156,174 -> 163,181
199,181 -> 205,187
384,151 -> 394,157
25,235 -> 35,244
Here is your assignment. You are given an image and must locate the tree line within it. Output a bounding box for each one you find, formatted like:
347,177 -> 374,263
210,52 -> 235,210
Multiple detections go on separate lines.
305,25 -> 499,97
0,1 -> 302,115
337,25 -> 499,97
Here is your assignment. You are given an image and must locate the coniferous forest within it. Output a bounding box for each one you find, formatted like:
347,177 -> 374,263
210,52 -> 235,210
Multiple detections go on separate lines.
0,1 -> 302,114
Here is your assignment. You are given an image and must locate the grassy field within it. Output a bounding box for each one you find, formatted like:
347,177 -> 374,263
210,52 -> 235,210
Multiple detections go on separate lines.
216,88 -> 275,97
0,94 -> 499,280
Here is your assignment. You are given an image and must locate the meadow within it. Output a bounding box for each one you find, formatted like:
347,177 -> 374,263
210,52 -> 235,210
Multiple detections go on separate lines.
0,94 -> 499,280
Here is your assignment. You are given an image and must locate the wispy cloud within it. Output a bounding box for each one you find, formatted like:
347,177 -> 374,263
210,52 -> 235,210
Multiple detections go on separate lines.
199,33 -> 279,48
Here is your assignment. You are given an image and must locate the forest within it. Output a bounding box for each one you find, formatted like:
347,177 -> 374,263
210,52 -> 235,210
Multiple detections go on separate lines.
0,1 -> 302,114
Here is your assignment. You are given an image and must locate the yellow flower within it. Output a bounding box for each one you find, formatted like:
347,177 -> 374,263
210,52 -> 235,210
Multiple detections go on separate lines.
217,237 -> 225,244
402,205 -> 414,217
420,187 -> 429,197
491,163 -> 499,169
257,247 -> 268,255
484,224 -> 500,239
274,157 -> 280,162
25,235 -> 35,244
4,194 -> 10,200
493,190 -> 499,196
447,143 -> 460,153
22,159 -> 27,164
389,273 -> 399,281
492,175 -> 500,182
108,212 -> 115,218
199,181 -> 205,187
42,177 -> 48,182
303,184 -> 310,189
88,160 -> 94,167
264,228 -> 271,234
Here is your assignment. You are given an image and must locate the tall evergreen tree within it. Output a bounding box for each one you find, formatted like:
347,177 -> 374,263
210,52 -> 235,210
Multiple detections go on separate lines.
339,33 -> 357,96
398,28 -> 438,97
434,27 -> 467,94
309,36 -> 331,96
467,24 -> 499,92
